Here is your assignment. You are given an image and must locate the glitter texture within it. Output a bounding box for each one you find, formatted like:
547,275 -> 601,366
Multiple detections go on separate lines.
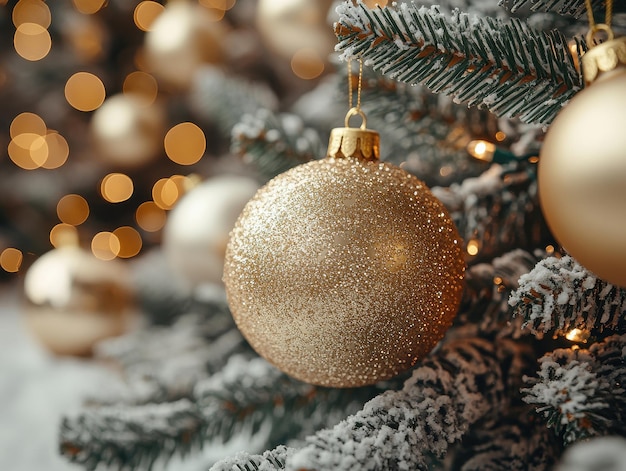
223,156 -> 465,387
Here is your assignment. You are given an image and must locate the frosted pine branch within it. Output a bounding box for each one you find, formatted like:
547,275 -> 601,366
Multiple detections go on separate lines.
498,0 -> 600,17
432,164 -> 552,263
231,109 -> 323,182
334,2 -> 582,125
60,399 -> 203,471
509,255 -> 626,337
522,334 -> 626,444
211,445 -> 295,471
283,336 -> 530,470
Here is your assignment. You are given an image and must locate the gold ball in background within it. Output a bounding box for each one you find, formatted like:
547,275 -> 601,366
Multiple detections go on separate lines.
144,1 -> 225,90
22,245 -> 135,357
163,175 -> 260,288
91,93 -> 165,168
223,156 -> 466,387
255,0 -> 335,64
538,67 -> 626,288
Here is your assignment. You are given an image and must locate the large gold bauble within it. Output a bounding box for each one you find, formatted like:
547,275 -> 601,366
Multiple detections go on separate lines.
223,155 -> 465,387
538,64 -> 626,287
22,246 -> 135,356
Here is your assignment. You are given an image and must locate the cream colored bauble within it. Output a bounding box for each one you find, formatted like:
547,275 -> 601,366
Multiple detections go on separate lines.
144,1 -> 225,90
23,245 -> 135,356
538,37 -> 626,287
256,0 -> 335,62
91,93 -> 165,168
163,175 -> 259,287
223,122 -> 465,387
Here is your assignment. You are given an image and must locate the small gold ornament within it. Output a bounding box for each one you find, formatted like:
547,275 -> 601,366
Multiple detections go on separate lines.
163,175 -> 260,287
224,101 -> 465,387
538,27 -> 626,287
22,245 -> 135,356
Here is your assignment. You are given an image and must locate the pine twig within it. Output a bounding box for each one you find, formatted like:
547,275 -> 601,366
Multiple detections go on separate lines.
522,333 -> 626,445
334,2 -> 582,125
497,0 -> 600,17
210,445 -> 295,471
509,255 -> 626,338
284,335 -> 533,470
231,109 -> 323,182
432,163 -> 552,263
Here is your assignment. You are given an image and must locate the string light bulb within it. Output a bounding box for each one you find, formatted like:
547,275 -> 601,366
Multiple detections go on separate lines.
565,328 -> 590,343
467,140 -> 536,164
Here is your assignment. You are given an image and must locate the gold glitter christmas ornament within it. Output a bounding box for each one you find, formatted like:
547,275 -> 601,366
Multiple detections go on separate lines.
223,107 -> 465,387
538,21 -> 626,287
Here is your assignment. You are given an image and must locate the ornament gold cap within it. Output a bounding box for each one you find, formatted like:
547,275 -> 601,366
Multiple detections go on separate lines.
327,107 -> 380,161
582,35 -> 626,85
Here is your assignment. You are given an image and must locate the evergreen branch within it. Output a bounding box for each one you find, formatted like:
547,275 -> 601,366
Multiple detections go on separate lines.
189,66 -> 279,140
231,109 -> 323,182
509,255 -> 626,338
446,404 -> 560,471
197,355 -> 403,451
211,445 -> 295,471
432,163 -> 553,264
284,335 -> 532,470
334,2 -> 582,125
60,399 -> 203,471
497,0 -> 599,17
522,333 -> 626,445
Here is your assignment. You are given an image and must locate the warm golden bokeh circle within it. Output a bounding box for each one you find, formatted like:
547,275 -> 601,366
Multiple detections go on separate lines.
14,23 -> 51,61
101,173 -> 134,203
123,71 -> 158,104
0,248 -> 23,273
13,0 -> 51,28
134,1 -> 165,32
57,194 -> 89,226
91,232 -> 120,260
113,226 -> 143,258
72,0 -> 107,15
65,72 -> 106,112
164,122 -> 206,165
291,48 -> 325,80
50,223 -> 79,248
136,201 -> 166,232
10,112 -> 46,138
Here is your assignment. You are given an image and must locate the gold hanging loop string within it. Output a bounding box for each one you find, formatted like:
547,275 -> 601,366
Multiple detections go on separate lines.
346,58 -> 366,129
585,0 -> 614,45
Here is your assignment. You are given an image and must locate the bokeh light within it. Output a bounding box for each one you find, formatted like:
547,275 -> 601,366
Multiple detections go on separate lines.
10,112 -> 46,138
199,0 -> 237,10
12,0 -> 51,28
133,1 -> 165,32
290,48 -> 325,80
113,226 -> 143,258
91,231 -> 120,260
50,223 -> 79,248
41,131 -> 70,169
72,0 -> 107,14
136,201 -> 166,232
8,132 -> 47,169
65,72 -> 106,112
123,71 -> 158,104
101,173 -> 134,203
14,23 -> 52,61
152,177 -> 181,210
0,248 -> 23,273
164,122 -> 206,165
57,194 -> 89,226
466,239 -> 480,256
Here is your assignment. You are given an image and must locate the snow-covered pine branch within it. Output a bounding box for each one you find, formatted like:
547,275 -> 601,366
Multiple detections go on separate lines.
509,255 -> 626,338
522,334 -> 626,445
273,335 -> 532,471
334,2 -> 582,125
497,0 -> 598,17
210,445 -> 294,471
231,109 -> 323,182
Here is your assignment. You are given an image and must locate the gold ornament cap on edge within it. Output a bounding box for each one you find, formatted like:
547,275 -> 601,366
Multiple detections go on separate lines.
327,107 -> 380,161
583,35 -> 626,85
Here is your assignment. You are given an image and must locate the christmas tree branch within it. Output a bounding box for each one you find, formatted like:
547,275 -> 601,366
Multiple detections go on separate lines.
334,2 -> 582,125
60,399 -> 203,471
509,255 -> 626,338
522,333 -> 626,445
278,335 -> 533,471
497,0 -> 599,17
231,109 -> 323,182
432,163 -> 553,263
210,445 -> 294,471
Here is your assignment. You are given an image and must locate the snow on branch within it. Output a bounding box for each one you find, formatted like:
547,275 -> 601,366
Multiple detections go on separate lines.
280,336 -> 531,470
498,0 -> 601,17
522,334 -> 626,445
334,2 -> 582,125
509,255 -> 626,338
211,445 -> 294,471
